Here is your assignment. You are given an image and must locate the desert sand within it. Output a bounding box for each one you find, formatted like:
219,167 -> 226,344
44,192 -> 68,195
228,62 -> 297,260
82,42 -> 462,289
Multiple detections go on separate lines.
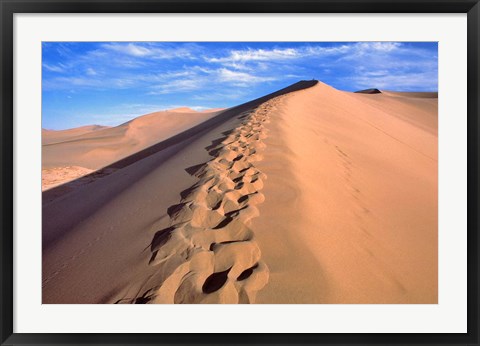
42,108 -> 222,190
42,80 -> 437,304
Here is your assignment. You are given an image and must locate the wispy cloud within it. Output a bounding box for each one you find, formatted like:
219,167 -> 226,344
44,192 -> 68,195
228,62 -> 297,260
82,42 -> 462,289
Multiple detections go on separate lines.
217,68 -> 275,84
149,78 -> 203,94
43,76 -> 138,90
85,67 -> 97,76
147,67 -> 276,94
101,42 -> 197,59
356,42 -> 402,52
204,43 -> 397,67
103,43 -> 152,57
207,48 -> 300,63
43,63 -> 67,73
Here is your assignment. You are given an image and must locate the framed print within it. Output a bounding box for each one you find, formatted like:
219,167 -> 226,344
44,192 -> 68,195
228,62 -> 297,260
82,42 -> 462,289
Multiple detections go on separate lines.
1,0 -> 479,345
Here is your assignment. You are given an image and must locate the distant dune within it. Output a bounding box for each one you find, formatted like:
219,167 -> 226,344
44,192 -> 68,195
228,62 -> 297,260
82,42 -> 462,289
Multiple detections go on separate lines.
167,107 -> 201,113
42,108 -> 223,190
382,90 -> 438,98
354,88 -> 382,94
42,125 -> 110,145
355,88 -> 438,99
42,80 -> 437,304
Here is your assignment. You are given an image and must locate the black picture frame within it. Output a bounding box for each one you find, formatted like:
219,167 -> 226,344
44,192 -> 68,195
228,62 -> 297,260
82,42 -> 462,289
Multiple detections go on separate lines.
1,0 -> 479,345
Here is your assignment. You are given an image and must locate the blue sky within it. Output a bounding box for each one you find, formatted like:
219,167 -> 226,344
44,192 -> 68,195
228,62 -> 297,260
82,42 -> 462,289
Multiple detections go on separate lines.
42,42 -> 438,130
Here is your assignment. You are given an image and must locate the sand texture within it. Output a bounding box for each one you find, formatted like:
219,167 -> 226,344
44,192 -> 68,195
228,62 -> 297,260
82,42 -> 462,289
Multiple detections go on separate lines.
42,81 -> 437,304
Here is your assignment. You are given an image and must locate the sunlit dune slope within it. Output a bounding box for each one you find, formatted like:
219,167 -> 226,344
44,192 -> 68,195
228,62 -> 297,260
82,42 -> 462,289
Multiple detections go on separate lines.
254,82 -> 437,303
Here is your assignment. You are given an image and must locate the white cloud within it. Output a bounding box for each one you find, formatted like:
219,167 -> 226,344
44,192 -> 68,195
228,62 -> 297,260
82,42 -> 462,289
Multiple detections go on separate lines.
52,77 -> 102,87
43,63 -> 66,73
206,45 -> 355,67
149,79 -> 203,94
85,67 -> 97,76
101,43 -> 195,60
205,43 -> 403,70
208,48 -> 300,63
147,66 -> 276,94
304,45 -> 352,55
43,76 -> 137,90
362,70 -> 389,77
338,42 -> 404,62
103,43 -> 152,57
217,68 -> 275,84
356,42 -> 402,52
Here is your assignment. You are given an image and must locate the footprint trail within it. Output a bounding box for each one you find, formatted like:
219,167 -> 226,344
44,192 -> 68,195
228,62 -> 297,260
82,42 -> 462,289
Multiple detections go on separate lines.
128,96 -> 283,304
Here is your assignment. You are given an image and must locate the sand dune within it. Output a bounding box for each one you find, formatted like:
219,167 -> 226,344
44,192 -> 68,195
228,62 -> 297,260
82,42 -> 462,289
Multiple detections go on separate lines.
42,80 -> 437,304
42,107 -> 223,190
254,82 -> 437,303
42,108 -> 223,191
382,90 -> 438,98
42,125 -> 110,145
354,88 -> 382,94
355,88 -> 438,99
42,108 -> 222,170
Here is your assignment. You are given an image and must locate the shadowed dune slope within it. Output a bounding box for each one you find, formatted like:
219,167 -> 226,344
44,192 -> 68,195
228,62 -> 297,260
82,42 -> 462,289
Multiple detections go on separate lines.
253,82 -> 437,303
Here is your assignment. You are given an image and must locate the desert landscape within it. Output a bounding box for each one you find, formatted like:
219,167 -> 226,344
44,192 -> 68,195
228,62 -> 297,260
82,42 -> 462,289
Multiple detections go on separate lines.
42,42 -> 439,304
42,80 -> 438,304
